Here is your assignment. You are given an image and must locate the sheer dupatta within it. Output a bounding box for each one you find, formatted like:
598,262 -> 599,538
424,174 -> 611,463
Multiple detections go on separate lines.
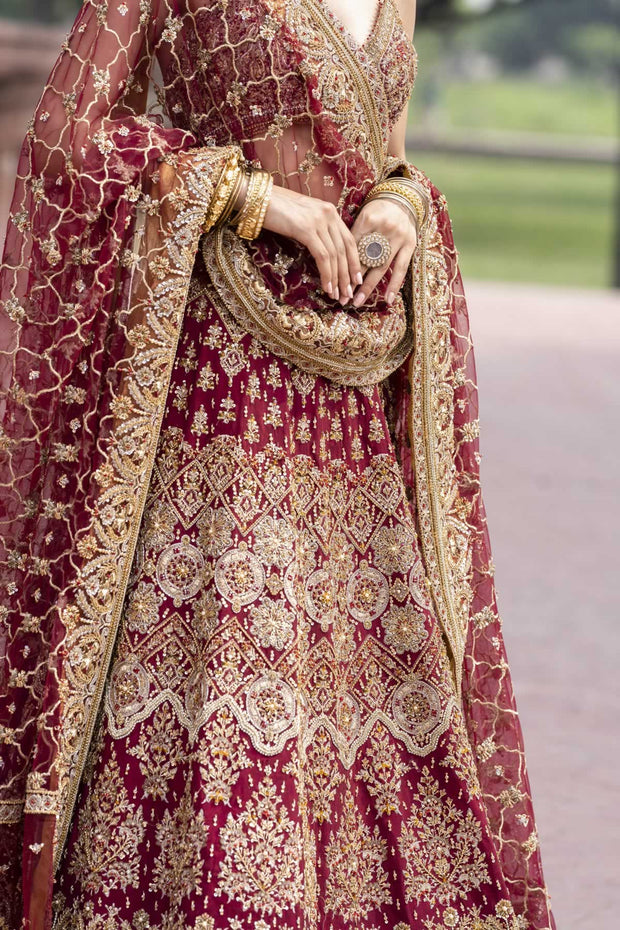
385,164 -> 555,929
0,2 -> 239,925
0,0 -> 555,928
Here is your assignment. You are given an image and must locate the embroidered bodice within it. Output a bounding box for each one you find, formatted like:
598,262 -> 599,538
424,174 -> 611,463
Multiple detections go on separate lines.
158,0 -> 418,203
316,0 -> 418,128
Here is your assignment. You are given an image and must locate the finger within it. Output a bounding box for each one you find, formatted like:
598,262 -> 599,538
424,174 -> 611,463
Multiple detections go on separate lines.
318,201 -> 341,299
342,226 -> 364,290
351,264 -> 390,308
331,225 -> 354,305
318,227 -> 339,300
309,233 -> 334,297
351,234 -> 400,308
386,240 -> 416,305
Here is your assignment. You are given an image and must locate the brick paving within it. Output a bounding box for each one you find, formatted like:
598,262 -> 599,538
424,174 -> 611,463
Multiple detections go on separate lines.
466,280 -> 620,930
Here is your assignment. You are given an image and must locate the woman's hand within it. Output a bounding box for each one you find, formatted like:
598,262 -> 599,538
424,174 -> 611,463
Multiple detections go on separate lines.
349,197 -> 418,307
262,185 -> 364,303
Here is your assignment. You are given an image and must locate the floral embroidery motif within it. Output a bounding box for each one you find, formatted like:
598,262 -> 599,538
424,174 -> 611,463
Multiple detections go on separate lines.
68,751 -> 145,895
324,787 -> 392,919
356,723 -> 411,816
382,604 -> 428,653
305,728 -> 344,823
399,768 -> 491,905
249,598 -> 296,650
372,524 -> 417,574
422,899 -> 521,930
197,708 -> 251,805
197,507 -> 235,557
151,778 -> 208,905
214,546 -> 266,609
156,535 -> 205,605
346,565 -> 389,626
215,769 -> 304,916
127,702 -> 186,800
253,515 -> 296,568
124,581 -> 163,634
246,672 -> 298,751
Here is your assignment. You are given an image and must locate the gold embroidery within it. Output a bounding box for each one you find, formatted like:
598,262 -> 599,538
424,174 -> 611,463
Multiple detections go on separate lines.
305,727 -> 344,822
356,722 -> 411,816
324,786 -> 392,918
203,227 -> 413,387
398,767 -> 491,905
127,702 -> 186,800
215,768 -> 304,916
151,777 -> 208,906
67,749 -> 145,895
53,146 -> 241,867
103,435 -> 455,765
196,707 -> 251,805
422,899 -> 521,930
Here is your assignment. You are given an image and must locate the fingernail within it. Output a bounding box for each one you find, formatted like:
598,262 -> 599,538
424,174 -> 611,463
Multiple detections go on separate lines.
355,272 -> 363,285
353,291 -> 365,308
334,286 -> 339,300
387,291 -> 394,305
347,284 -> 353,298
326,280 -> 333,294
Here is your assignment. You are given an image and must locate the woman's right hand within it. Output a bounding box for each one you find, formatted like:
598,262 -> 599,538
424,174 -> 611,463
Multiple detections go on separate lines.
261,184 -> 364,305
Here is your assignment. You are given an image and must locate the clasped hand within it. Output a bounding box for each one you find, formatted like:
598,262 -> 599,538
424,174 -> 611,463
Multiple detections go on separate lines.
262,185 -> 418,307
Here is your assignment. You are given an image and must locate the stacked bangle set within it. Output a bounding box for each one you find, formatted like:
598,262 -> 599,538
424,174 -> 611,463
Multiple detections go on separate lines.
202,150 -> 273,241
203,150 -> 429,257
361,175 -> 429,236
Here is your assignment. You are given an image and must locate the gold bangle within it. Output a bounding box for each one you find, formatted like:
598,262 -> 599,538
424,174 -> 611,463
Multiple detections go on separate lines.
234,167 -> 261,234
249,174 -> 273,239
362,178 -> 429,232
217,165 -> 246,227
364,190 -> 420,232
236,168 -> 272,240
203,150 -> 244,234
243,171 -> 272,239
391,176 -> 431,223
364,183 -> 427,232
228,168 -> 251,226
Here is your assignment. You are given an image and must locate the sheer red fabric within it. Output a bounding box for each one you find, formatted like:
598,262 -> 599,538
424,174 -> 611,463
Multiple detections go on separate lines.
0,1 -> 554,928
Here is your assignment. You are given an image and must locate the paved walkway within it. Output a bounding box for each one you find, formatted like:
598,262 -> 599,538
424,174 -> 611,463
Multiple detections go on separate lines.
465,280 -> 620,930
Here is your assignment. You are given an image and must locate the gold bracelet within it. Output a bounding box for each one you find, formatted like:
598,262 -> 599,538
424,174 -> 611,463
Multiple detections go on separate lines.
236,168 -> 273,240
227,168 -> 251,226
364,190 -> 420,232
234,168 -> 262,234
362,178 -> 429,233
203,149 -> 244,234
391,176 -> 431,220
249,174 -> 273,239
217,165 -> 246,227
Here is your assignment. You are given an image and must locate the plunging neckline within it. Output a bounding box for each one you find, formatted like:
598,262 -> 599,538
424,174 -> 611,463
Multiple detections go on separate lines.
314,0 -> 386,52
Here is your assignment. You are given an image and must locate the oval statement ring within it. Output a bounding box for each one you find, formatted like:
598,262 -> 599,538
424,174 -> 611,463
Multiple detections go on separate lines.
357,232 -> 391,268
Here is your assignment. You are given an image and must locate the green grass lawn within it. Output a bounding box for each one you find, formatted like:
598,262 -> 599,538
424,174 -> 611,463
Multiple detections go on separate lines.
405,151 -> 616,289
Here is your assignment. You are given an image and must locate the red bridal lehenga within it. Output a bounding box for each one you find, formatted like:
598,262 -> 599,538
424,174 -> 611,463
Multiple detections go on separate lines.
0,1 -> 556,929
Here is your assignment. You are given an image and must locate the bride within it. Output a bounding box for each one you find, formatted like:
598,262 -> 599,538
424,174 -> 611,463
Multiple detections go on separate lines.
0,1 -> 555,928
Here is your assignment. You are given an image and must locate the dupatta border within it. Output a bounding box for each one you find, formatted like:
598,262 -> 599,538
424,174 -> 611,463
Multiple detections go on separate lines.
203,226 -> 414,386
50,146 -> 240,869
402,163 -> 472,697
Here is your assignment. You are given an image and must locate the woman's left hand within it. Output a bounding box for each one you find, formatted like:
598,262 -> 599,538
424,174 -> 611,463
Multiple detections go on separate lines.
347,197 -> 418,308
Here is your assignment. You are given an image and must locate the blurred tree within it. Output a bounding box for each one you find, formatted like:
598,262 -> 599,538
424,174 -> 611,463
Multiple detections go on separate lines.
0,0 -> 519,24
460,0 -> 616,73
0,0 -> 79,22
